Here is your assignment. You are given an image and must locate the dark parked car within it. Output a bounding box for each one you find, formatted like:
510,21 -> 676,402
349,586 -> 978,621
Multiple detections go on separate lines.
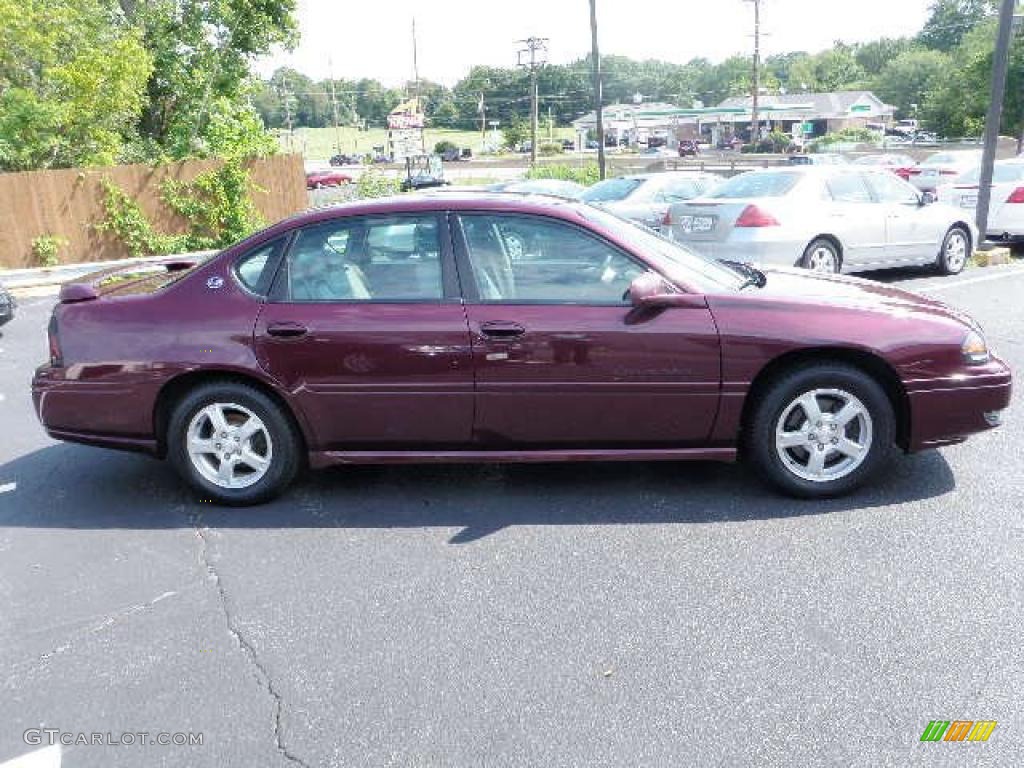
678,140 -> 699,157
0,282 -> 15,327
33,195 -> 1011,505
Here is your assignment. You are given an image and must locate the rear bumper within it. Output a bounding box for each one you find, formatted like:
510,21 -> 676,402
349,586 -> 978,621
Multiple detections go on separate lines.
906,360 -> 1012,451
32,365 -> 159,453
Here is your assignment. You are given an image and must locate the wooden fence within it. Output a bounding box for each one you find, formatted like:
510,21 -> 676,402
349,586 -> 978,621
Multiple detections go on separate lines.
0,154 -> 306,269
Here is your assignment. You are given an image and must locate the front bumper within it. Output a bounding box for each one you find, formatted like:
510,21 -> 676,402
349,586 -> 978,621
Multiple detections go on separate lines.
906,358 -> 1012,451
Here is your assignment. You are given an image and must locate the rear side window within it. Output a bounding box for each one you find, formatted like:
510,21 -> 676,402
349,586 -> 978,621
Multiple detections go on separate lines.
234,239 -> 284,295
708,172 -> 801,199
826,174 -> 872,203
283,215 -> 443,302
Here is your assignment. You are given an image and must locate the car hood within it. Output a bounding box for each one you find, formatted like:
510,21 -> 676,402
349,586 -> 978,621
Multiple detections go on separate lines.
751,267 -> 977,328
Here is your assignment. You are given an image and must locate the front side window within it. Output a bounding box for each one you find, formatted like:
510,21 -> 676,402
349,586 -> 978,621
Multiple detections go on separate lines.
284,215 -> 443,302
459,214 -> 645,304
864,172 -> 920,205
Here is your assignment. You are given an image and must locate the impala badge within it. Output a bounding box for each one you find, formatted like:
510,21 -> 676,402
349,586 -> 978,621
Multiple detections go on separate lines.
206,276 -> 224,290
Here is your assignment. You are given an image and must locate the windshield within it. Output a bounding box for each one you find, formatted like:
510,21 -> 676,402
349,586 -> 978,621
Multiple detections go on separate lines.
578,205 -> 745,292
581,177 -> 644,203
707,171 -> 801,199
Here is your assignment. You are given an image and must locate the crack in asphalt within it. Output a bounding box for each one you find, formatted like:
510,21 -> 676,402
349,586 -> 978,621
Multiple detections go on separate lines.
190,513 -> 311,768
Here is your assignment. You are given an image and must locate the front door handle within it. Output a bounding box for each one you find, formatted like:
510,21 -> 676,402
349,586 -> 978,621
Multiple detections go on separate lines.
479,321 -> 526,339
266,321 -> 308,338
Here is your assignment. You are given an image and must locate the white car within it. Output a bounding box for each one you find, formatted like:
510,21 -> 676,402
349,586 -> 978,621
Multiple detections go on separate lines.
910,150 -> 983,192
662,166 -> 976,275
937,159 -> 1024,242
581,171 -> 723,230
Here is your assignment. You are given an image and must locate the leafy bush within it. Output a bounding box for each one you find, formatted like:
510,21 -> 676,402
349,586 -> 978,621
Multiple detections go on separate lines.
434,140 -> 458,155
756,130 -> 795,154
810,127 -> 880,152
354,169 -> 401,199
161,158 -> 265,250
740,143 -> 757,154
96,178 -> 187,256
539,142 -> 564,156
31,235 -> 68,267
525,163 -> 600,186
97,158 -> 265,256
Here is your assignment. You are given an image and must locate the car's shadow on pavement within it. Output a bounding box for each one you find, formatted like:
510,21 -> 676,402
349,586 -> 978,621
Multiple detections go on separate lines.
0,443 -> 957,543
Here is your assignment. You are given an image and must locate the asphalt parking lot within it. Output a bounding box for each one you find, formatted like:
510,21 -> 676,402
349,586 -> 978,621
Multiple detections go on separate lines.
1,265 -> 1022,767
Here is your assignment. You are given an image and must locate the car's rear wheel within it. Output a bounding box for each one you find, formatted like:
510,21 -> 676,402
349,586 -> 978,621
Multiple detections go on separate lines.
937,226 -> 970,275
746,363 -> 895,498
801,238 -> 841,274
167,382 -> 301,505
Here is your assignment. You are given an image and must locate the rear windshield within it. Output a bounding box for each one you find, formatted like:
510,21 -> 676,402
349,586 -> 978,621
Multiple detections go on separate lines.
581,177 -> 644,203
707,171 -> 801,199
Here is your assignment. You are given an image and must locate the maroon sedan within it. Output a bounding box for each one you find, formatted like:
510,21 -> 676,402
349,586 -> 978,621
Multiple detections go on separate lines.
33,195 -> 1011,505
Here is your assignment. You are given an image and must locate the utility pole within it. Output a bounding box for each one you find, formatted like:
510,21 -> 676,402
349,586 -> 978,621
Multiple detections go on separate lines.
589,0 -> 606,179
746,0 -> 761,144
977,0 -> 1019,247
279,77 -> 295,153
479,93 -> 486,148
412,17 -> 425,153
517,36 -> 548,165
328,57 -> 342,156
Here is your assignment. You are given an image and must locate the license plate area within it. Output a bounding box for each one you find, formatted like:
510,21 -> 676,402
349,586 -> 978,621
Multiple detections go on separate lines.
678,215 -> 715,234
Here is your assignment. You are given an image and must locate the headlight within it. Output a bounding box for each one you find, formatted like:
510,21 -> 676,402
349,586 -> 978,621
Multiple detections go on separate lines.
962,331 -> 991,365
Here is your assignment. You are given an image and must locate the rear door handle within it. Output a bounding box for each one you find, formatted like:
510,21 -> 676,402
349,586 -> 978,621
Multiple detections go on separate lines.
266,322 -> 308,338
479,321 -> 526,339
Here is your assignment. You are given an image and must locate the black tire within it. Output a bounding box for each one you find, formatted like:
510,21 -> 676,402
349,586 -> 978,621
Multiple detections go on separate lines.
745,363 -> 895,498
800,238 -> 842,274
937,226 -> 971,275
167,381 -> 301,506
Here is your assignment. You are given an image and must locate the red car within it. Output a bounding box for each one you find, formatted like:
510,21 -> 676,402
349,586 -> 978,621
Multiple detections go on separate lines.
852,154 -> 918,181
305,169 -> 352,189
33,195 -> 1011,505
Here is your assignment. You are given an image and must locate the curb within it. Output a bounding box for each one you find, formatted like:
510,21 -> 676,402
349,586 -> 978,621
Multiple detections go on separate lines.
0,251 -> 215,290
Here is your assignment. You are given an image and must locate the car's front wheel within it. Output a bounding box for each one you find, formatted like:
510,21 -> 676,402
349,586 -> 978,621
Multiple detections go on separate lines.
937,226 -> 970,275
167,381 -> 301,505
746,363 -> 895,498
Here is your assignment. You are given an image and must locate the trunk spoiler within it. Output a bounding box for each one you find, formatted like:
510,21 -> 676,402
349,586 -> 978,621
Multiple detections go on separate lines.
58,256 -> 206,304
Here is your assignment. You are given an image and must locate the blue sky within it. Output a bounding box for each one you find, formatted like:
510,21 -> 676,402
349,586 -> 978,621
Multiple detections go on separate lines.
256,0 -> 935,85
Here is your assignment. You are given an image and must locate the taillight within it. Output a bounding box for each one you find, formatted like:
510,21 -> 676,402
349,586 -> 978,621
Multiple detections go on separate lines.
940,169 -> 959,176
662,208 -> 672,227
735,204 -> 780,227
47,313 -> 63,367
1006,187 -> 1024,204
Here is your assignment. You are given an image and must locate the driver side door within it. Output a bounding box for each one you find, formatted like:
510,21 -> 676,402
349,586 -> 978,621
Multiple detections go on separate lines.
453,213 -> 722,446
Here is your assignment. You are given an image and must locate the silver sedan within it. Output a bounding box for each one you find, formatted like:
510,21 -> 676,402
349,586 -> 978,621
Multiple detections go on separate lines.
581,171 -> 723,230
662,167 -> 977,275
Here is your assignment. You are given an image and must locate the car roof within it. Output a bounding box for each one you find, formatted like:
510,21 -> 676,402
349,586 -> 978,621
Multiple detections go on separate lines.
274,192 -> 585,231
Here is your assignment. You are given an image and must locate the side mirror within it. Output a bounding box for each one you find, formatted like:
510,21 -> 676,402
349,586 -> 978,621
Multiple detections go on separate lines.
628,272 -> 706,309
920,191 -> 937,206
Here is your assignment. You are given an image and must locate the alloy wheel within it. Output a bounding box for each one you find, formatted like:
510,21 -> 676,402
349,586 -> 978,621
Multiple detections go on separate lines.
944,230 -> 968,273
186,402 -> 274,489
774,388 -> 873,483
806,246 -> 838,273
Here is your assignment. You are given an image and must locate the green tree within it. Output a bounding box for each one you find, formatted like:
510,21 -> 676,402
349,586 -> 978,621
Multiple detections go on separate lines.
873,49 -> 953,118
917,0 -> 997,52
116,0 -> 297,159
0,0 -> 152,170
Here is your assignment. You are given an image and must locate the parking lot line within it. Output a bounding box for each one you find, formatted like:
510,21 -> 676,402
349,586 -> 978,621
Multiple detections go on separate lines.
919,265 -> 1024,293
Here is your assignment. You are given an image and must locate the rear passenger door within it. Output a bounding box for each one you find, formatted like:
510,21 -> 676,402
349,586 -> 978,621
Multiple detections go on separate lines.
253,213 -> 475,451
824,172 -> 887,268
